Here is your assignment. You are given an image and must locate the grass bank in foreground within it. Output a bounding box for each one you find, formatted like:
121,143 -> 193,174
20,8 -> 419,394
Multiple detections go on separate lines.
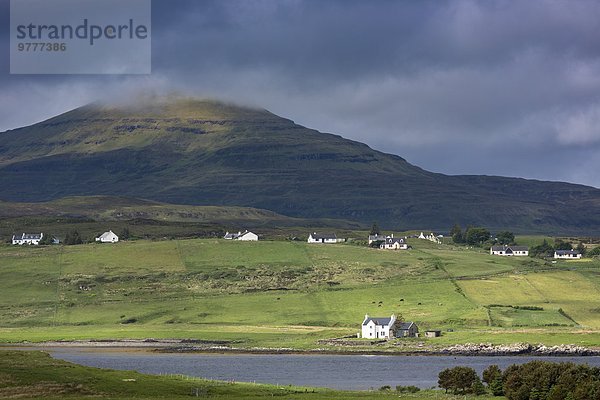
0,350 -> 497,399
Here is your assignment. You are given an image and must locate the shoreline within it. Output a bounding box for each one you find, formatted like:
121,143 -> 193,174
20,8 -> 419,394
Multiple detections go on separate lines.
3,339 -> 600,357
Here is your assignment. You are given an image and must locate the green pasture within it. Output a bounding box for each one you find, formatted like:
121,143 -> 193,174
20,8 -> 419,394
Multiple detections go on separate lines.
1,238 -> 600,348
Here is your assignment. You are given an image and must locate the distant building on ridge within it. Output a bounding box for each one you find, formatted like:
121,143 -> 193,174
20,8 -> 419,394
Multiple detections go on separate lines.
223,230 -> 259,241
12,233 -> 43,245
307,232 -> 338,244
490,245 -> 529,256
379,235 -> 408,250
554,250 -> 582,259
368,234 -> 387,245
96,230 -> 119,243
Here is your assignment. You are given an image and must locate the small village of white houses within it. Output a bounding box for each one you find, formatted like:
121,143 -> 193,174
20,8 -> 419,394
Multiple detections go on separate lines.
11,228 -> 584,261
10,225 -> 587,342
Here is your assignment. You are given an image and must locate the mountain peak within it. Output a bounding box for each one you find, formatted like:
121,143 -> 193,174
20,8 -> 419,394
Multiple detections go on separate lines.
0,95 -> 296,163
84,94 -> 276,121
0,97 -> 599,234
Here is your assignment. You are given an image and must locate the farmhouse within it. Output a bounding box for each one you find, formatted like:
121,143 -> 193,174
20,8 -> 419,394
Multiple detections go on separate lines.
12,233 -> 43,245
95,230 -> 119,243
554,250 -> 582,259
361,314 -> 398,339
380,236 -> 408,250
223,230 -> 259,241
308,232 -> 338,244
490,245 -> 529,256
361,314 -> 419,339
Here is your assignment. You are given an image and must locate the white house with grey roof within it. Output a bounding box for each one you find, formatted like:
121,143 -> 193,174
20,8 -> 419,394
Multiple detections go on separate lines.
362,314 -> 398,339
490,245 -> 529,256
12,233 -> 43,245
308,232 -> 338,244
361,314 -> 419,339
380,236 -> 408,250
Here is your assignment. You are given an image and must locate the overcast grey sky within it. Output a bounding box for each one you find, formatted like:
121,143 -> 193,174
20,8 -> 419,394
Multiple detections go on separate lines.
1,0 -> 600,187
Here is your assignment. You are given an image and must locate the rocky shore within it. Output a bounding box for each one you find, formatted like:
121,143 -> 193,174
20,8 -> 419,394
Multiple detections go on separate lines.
437,343 -> 600,356
157,342 -> 600,356
3,340 -> 600,356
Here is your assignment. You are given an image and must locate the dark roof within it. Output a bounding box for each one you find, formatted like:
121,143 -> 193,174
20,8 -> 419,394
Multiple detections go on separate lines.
491,245 -> 528,252
363,317 -> 392,326
312,233 -> 337,240
21,233 -> 42,240
386,237 -> 405,244
398,321 -> 415,330
555,250 -> 580,255
510,246 -> 528,251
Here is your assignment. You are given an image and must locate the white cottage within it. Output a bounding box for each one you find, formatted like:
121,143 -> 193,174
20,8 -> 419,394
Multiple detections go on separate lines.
490,245 -> 529,256
554,250 -> 582,259
361,314 -> 419,339
96,230 -> 119,243
307,232 -> 338,244
12,233 -> 43,245
380,236 -> 408,250
237,231 -> 258,241
418,232 -> 441,244
223,230 -> 259,241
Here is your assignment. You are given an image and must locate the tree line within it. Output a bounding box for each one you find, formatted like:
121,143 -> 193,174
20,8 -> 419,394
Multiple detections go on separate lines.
450,224 -> 514,246
438,361 -> 600,399
449,224 -> 596,258
530,238 -> 587,258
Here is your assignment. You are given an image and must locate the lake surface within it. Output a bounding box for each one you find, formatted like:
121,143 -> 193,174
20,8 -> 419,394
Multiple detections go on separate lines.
36,348 -> 600,390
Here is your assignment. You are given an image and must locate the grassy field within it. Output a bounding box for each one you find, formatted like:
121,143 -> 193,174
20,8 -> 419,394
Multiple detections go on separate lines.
1,238 -> 600,349
2,350 -> 500,399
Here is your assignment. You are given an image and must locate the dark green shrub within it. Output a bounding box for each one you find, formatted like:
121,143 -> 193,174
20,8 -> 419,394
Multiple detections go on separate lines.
396,385 -> 420,393
438,366 -> 482,395
483,364 -> 502,386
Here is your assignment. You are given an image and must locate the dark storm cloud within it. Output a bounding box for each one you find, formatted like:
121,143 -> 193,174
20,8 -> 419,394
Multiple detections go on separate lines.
1,0 -> 599,186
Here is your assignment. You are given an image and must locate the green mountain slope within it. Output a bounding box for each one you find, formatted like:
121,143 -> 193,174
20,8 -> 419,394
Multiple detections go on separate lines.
0,96 -> 599,233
